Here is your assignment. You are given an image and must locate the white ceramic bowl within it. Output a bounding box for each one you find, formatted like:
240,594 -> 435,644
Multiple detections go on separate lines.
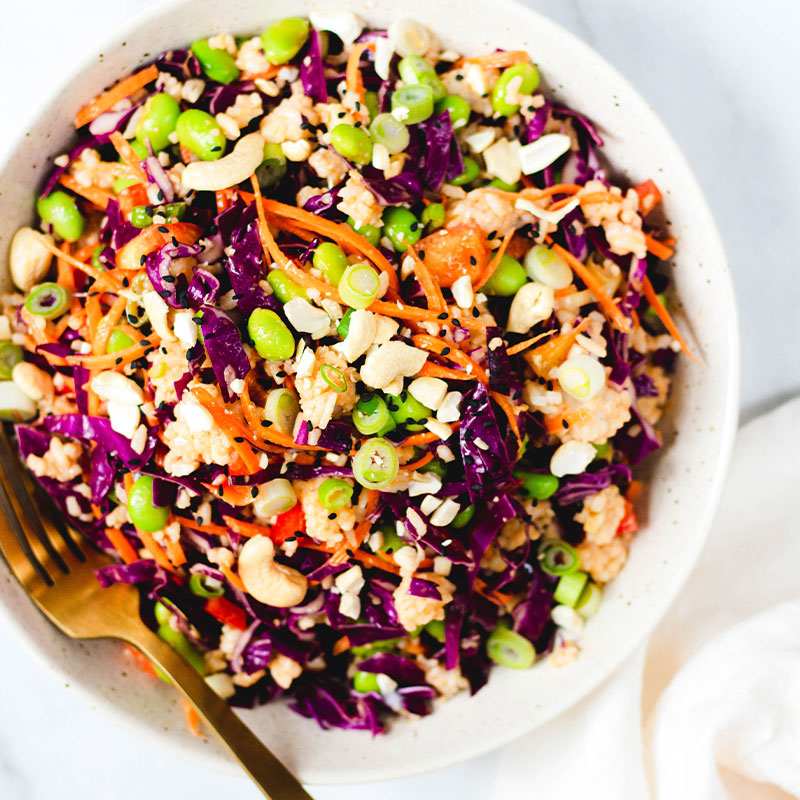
0,0 -> 739,785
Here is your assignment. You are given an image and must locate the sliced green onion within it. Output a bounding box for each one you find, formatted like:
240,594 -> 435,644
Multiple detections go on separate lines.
0,381 -> 36,421
255,478 -> 297,517
558,355 -> 606,401
486,626 -> 536,669
397,55 -> 446,101
576,581 -> 603,618
352,436 -> 399,490
352,394 -> 395,435
264,388 -> 300,435
553,571 -> 589,608
106,329 -> 136,354
320,364 -> 348,393
524,244 -> 573,289
538,539 -> 579,576
391,84 -> 434,124
513,469 -> 559,500
317,478 -> 354,511
130,205 -> 153,228
188,573 -> 225,598
153,601 -> 172,626
24,283 -> 71,319
338,263 -> 380,309
337,308 -> 354,339
369,113 -> 410,155
0,343 -> 24,380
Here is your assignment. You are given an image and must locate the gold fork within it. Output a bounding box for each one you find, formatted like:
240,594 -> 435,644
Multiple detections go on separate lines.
0,428 -> 313,799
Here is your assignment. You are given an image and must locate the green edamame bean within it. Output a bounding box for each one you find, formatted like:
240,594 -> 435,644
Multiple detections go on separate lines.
337,308 -> 353,339
379,523 -> 407,555
129,139 -> 149,160
256,142 -> 287,189
266,269 -> 308,303
451,504 -> 475,529
261,17 -> 310,65
107,329 -> 136,354
157,622 -> 206,674
363,90 -> 380,121
353,670 -> 380,693
449,156 -> 480,187
382,207 -> 421,253
37,191 -> 85,243
113,176 -> 139,194
384,390 -> 431,431
398,55 -> 447,101
247,308 -> 296,361
491,63 -> 540,116
191,39 -> 241,84
482,254 -> 527,296
514,470 -> 559,500
330,123 -> 373,164
135,93 -> 181,152
487,177 -> 520,192
421,202 -> 445,231
419,458 -> 447,478
153,601 -> 171,626
346,217 -> 381,247
593,442 -> 611,460
127,475 -> 170,532
313,242 -> 349,285
435,95 -> 471,129
424,619 -> 446,642
175,109 -> 227,161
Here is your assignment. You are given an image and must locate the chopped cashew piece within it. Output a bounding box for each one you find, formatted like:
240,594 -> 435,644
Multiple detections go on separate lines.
141,290 -> 175,342
408,377 -> 448,410
238,535 -> 308,608
90,372 -> 144,405
359,341 -> 428,389
182,132 -> 265,192
506,281 -> 555,334
9,227 -> 54,292
284,297 -> 331,338
338,309 -> 377,362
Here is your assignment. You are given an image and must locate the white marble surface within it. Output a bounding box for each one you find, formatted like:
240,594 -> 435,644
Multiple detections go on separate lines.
0,0 -> 797,797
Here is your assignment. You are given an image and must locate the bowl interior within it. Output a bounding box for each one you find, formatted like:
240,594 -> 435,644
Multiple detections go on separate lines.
0,0 -> 738,785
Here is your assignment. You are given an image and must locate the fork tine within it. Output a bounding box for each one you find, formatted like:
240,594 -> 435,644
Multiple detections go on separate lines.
0,429 -> 71,575
0,469 -> 52,585
31,482 -> 87,563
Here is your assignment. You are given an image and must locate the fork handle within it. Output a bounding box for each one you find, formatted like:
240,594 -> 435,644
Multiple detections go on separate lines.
126,627 -> 314,799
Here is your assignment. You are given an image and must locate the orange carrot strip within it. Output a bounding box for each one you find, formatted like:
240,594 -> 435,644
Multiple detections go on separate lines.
85,293 -> 103,343
544,237 -> 631,332
181,698 -> 203,738
165,535 -> 187,568
240,64 -> 283,81
474,230 -> 514,290
345,42 -> 374,122
92,295 -> 127,356
544,407 -> 592,435
644,232 -> 675,261
417,361 -> 478,382
578,191 -> 623,206
35,236 -> 119,290
641,277 -> 699,363
459,50 -> 530,69
221,564 -> 247,593
413,333 -> 489,385
407,247 -> 446,313
626,480 -> 644,503
138,529 -> 177,573
332,636 -> 351,656
506,330 -> 555,356
223,516 -> 274,540
400,452 -> 434,472
174,517 -> 231,537
490,391 -> 523,447
58,174 -> 112,210
215,189 -> 233,213
66,337 -> 157,369
109,131 -> 148,183
75,65 -> 158,128
56,242 -> 75,292
299,539 -> 404,576
105,527 -> 139,564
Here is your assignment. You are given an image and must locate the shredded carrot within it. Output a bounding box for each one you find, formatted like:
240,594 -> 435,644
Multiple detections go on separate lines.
626,480 -> 644,503
644,232 -> 675,261
506,330 -> 555,356
73,243 -> 97,262
181,698 -> 203,738
475,581 -> 514,608
85,293 -> 102,343
165,534 -> 187,568
35,235 -> 119,290
490,391 -> 523,448
544,237 -> 631,332
413,333 -> 489,385
406,247 -> 446,313
332,636 -> 351,656
109,131 -> 149,183
174,517 -> 231,537
554,285 -> 577,299
474,229 -> 514,289
220,563 -> 247,593
58,174 -> 112,210
138,528 -> 177,573
92,295 -> 127,356
459,50 -> 530,69
578,190 -> 623,206
223,516 -> 274,541
400,452 -> 434,472
345,42 -> 375,122
215,189 -> 233,213
417,361 -> 478,382
56,242 -> 75,292
75,65 -> 158,128
67,336 -> 158,369
641,277 -> 699,363
239,64 -> 282,81
105,527 -> 139,564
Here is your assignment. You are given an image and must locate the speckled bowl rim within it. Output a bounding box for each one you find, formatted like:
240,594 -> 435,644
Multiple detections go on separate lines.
0,0 -> 739,785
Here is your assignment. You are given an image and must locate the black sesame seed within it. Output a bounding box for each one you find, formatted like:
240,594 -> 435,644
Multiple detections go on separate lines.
328,512 -> 337,520
306,420 -> 313,432
452,318 -> 461,326
251,487 -> 259,498
234,436 -> 245,443
562,419 -> 569,429
472,307 -> 480,317
121,277 -> 130,288
469,255 -> 477,265
441,346 -> 451,355
157,226 -> 169,233
418,250 -> 426,260
115,357 -> 123,365
437,312 -> 448,320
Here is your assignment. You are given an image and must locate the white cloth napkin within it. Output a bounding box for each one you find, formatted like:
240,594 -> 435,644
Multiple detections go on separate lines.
490,397 -> 800,800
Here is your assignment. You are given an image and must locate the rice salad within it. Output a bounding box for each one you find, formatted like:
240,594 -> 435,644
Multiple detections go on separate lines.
1,13 -> 693,732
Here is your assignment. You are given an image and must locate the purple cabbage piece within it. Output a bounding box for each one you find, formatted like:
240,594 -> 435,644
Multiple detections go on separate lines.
41,139 -> 105,199
90,446 -> 115,504
186,267 -> 221,309
467,494 -> 517,585
526,100 -> 551,143
142,156 -> 175,204
560,206 -> 588,262
40,414 -> 156,468
605,324 -> 630,388
459,629 -> 491,695
613,391 -> 662,465
412,111 -> 463,192
356,653 -> 427,686
552,463 -> 632,506
552,105 -> 604,148
315,419 -> 355,454
154,49 -> 201,79
102,199 -> 140,250
459,382 -> 515,502
95,559 -> 171,591
242,633 -> 273,674
408,577 -> 442,600
561,145 -> 604,186
359,168 -> 424,205
73,365 -> 90,414
633,372 -> 659,397
300,30 -> 327,103
88,105 -> 140,142
290,681 -> 385,733
512,567 -> 554,645
145,240 -> 200,308
302,183 -> 345,218
204,81 -> 258,116
623,257 -> 648,315
283,462 -> 353,481
485,327 -> 522,398
15,425 -> 50,460
197,305 -> 251,403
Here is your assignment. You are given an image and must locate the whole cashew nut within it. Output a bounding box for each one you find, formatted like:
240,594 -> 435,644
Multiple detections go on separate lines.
238,535 -> 308,608
10,227 -> 54,292
506,281 -> 555,335
181,132 -> 266,192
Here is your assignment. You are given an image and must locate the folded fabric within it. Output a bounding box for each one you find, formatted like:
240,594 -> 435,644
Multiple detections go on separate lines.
492,397 -> 800,800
